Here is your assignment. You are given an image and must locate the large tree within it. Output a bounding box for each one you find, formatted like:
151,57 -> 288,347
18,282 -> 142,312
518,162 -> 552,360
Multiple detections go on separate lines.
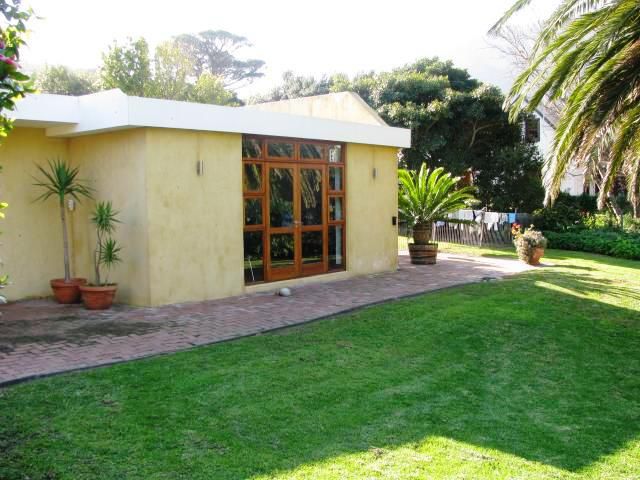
491,0 -> 640,217
100,37 -> 152,96
35,65 -> 98,96
475,143 -> 545,212
190,72 -> 240,106
253,58 -> 542,211
148,40 -> 193,101
251,71 -> 332,102
99,34 -> 243,106
174,30 -> 265,88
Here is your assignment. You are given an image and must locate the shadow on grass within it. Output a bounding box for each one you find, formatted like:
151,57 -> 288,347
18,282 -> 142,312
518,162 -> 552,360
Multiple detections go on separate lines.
1,269 -> 640,479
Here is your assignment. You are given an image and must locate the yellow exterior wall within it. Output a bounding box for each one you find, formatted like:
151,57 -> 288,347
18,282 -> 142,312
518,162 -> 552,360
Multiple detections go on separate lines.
69,129 -> 150,305
0,128 -> 398,306
145,129 -> 244,306
0,128 -> 70,299
345,144 -> 399,274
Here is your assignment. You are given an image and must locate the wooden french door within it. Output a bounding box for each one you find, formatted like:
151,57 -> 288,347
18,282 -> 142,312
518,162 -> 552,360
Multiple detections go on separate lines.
266,163 -> 327,281
242,136 -> 346,285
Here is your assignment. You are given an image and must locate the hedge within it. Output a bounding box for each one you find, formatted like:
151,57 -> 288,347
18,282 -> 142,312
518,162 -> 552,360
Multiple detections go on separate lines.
545,230 -> 640,260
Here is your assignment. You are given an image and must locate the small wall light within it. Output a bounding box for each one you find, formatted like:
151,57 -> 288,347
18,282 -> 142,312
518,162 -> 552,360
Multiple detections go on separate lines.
372,167 -> 378,179
67,198 -> 76,212
196,159 -> 205,176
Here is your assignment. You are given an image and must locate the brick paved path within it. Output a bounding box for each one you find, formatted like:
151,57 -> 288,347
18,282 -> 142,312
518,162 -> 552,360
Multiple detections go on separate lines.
0,254 -> 532,385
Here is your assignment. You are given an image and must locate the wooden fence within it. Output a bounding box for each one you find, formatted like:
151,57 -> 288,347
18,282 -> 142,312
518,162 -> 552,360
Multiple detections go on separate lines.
399,210 -> 532,248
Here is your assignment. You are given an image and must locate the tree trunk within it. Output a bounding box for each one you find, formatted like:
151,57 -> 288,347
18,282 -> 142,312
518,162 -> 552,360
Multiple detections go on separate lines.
606,195 -> 624,226
59,198 -> 71,283
94,230 -> 102,286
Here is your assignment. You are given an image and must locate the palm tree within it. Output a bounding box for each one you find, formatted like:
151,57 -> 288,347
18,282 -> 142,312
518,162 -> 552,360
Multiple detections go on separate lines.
33,159 -> 92,283
398,164 -> 476,263
490,0 -> 640,217
90,201 -> 122,286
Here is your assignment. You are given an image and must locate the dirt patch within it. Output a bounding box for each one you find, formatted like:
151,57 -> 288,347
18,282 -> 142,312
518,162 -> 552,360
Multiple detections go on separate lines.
0,320 -> 161,354
69,320 -> 160,338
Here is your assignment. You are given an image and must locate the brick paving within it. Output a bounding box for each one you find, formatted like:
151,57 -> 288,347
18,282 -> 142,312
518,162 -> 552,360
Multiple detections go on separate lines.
0,253 -> 532,385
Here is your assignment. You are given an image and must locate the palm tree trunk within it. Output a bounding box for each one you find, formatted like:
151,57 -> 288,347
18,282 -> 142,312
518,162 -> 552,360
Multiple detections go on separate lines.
59,198 -> 71,283
606,196 -> 624,226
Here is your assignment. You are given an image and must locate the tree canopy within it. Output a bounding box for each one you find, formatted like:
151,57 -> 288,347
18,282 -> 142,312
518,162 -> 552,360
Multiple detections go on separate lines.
252,58 -> 544,212
35,65 -> 98,96
100,37 -> 152,97
174,30 -> 265,88
98,32 -> 254,106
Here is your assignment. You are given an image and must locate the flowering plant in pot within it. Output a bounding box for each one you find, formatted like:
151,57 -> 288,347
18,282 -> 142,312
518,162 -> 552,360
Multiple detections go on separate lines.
512,223 -> 547,265
79,201 -> 122,310
33,159 -> 92,303
398,163 -> 477,265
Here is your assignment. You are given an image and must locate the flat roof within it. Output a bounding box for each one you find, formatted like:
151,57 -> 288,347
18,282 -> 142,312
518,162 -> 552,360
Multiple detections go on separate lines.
10,89 -> 411,148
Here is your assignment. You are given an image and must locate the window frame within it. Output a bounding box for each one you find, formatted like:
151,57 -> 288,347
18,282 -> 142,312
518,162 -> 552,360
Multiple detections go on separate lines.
242,135 -> 346,284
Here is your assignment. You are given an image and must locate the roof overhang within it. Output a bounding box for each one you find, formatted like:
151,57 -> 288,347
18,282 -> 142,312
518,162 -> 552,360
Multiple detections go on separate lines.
10,90 -> 411,148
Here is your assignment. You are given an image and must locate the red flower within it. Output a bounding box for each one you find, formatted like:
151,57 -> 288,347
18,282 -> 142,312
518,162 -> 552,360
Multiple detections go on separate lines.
511,223 -> 522,236
0,54 -> 19,69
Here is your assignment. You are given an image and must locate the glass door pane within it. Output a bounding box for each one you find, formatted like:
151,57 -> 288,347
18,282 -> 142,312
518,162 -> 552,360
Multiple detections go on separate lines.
270,233 -> 295,268
302,231 -> 323,264
329,166 -> 343,192
299,167 -> 325,273
329,225 -> 344,269
268,165 -> 298,280
270,167 -> 294,227
244,231 -> 264,283
300,168 -> 322,226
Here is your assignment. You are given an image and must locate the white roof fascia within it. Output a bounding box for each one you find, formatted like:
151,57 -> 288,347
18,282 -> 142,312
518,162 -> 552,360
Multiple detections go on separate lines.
10,93 -> 80,125
46,89 -> 130,137
12,90 -> 410,148
126,96 -> 410,148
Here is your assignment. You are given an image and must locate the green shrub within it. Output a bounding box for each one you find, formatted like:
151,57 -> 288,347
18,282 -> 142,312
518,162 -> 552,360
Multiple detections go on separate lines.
622,214 -> 640,233
546,230 -> 640,260
532,192 -> 596,232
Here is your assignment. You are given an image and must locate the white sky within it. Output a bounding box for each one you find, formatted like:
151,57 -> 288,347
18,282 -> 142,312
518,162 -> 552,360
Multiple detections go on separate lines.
21,0 -> 558,100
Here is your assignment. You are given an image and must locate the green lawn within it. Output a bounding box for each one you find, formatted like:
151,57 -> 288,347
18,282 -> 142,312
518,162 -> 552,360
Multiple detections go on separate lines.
2,249 -> 640,479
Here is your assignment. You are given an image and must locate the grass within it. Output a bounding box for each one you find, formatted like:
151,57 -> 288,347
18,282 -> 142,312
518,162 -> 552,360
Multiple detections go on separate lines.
399,235 -> 516,258
2,248 -> 640,479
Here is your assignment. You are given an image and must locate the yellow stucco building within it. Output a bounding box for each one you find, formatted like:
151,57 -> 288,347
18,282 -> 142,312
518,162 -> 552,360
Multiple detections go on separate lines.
1,90 -> 410,306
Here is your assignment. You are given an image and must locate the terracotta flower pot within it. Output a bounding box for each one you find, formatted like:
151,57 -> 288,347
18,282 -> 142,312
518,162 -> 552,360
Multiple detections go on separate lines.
50,278 -> 87,304
409,242 -> 438,265
79,284 -> 118,310
528,247 -> 545,266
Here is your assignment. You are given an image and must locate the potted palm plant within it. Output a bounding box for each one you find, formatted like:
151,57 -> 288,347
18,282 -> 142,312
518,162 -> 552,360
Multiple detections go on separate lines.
399,163 -> 476,265
33,159 -> 92,303
79,201 -> 122,310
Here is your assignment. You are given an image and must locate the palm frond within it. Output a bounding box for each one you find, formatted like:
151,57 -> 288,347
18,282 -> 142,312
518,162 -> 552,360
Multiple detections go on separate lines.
398,163 -> 477,227
32,158 -> 93,203
496,0 -> 640,209
91,201 -> 121,235
100,237 -> 122,269
489,0 -> 535,35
